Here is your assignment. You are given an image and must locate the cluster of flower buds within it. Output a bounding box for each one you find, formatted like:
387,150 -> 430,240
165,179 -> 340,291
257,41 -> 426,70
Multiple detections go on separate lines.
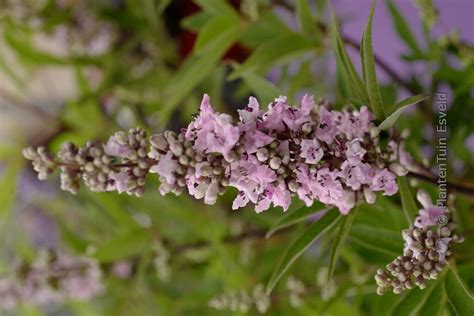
152,240 -> 171,281
208,284 -> 270,314
375,190 -> 464,295
24,94 -> 413,214
286,276 -> 306,307
0,250 -> 103,310
24,128 -> 152,196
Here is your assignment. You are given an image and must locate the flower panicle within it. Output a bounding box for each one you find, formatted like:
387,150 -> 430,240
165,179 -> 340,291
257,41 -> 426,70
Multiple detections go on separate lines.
24,94 -> 413,214
375,190 -> 464,295
0,250 -> 103,310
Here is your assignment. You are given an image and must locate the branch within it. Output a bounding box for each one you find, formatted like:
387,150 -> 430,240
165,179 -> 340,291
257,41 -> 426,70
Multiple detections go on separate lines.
408,171 -> 474,196
172,226 -> 291,254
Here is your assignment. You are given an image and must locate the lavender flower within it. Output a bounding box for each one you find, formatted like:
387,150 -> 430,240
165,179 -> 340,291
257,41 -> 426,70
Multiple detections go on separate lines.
24,94 -> 413,214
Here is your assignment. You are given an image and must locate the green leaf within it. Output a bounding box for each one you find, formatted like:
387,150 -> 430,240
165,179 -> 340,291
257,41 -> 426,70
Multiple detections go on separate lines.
378,94 -> 427,130
266,202 -> 328,238
181,11 -> 212,32
58,221 -> 88,254
295,0 -> 320,44
229,33 -> 313,79
361,0 -> 385,119
0,156 -> 22,218
266,209 -> 340,294
419,280 -> 445,316
239,71 -> 283,104
387,0 -> 423,56
4,30 -> 66,65
326,208 -> 357,285
397,177 -> 418,225
194,0 -> 240,19
329,7 -> 369,106
194,16 -> 239,54
389,281 -> 438,316
445,264 -> 474,315
161,20 -> 241,121
94,229 -> 151,262
350,224 -> 403,256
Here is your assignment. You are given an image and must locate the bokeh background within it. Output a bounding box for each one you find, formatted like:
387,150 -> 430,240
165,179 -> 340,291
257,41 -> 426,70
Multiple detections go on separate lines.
0,0 -> 473,315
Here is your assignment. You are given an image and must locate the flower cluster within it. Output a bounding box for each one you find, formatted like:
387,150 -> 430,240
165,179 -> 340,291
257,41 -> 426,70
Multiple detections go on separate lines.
208,284 -> 270,314
375,190 -> 464,295
24,128 -> 152,196
24,94 -> 412,214
0,250 -> 103,310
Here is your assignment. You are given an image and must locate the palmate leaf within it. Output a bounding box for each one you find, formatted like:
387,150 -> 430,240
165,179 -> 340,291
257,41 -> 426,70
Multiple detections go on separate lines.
266,209 -> 340,294
361,0 -> 385,119
326,207 -> 357,285
378,94 -> 427,130
265,202 -> 328,238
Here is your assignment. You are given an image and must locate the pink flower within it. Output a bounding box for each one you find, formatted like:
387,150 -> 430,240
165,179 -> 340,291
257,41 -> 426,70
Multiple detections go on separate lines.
150,151 -> 178,184
300,139 -> 324,164
414,206 -> 445,229
261,96 -> 292,132
104,136 -> 132,158
316,107 -> 339,144
186,94 -> 239,161
341,106 -> 373,139
339,161 -> 371,190
345,139 -> 366,163
370,169 -> 398,196
238,98 -> 274,153
109,171 -> 129,193
312,168 -> 344,206
272,183 -> 292,211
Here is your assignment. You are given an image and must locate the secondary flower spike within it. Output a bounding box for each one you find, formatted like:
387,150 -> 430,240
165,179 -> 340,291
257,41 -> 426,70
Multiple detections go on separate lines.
24,94 -> 412,214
